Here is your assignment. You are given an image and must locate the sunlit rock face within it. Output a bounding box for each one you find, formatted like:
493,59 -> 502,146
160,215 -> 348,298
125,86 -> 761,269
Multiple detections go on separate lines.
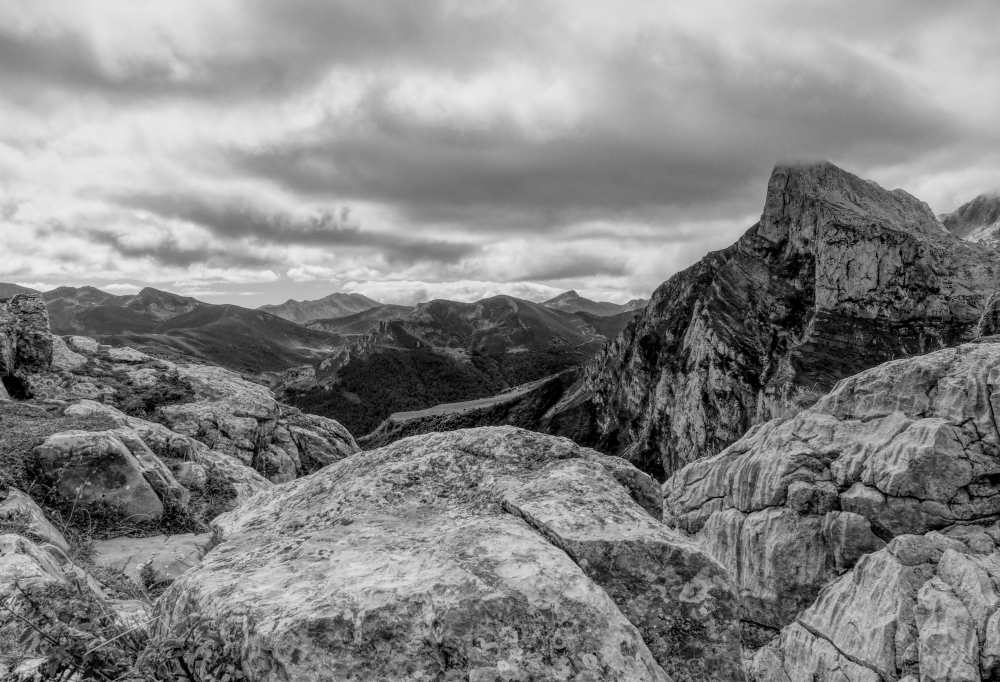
664,339 -> 1000,680
546,161 -> 1000,479
150,427 -> 744,682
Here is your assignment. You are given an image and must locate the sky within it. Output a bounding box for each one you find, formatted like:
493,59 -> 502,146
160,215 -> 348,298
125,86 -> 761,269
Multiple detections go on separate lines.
1,0 -> 999,308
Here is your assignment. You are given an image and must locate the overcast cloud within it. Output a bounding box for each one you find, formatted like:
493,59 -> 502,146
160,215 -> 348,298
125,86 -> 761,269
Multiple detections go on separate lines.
1,0 -> 999,307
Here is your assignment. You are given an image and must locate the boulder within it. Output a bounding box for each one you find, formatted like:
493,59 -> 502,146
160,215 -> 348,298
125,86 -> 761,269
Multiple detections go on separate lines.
0,534 -> 68,594
50,336 -> 87,372
150,427 -> 743,682
33,429 -> 189,521
91,533 -> 212,584
63,400 -> 274,505
664,342 -> 1000,630
0,488 -> 69,554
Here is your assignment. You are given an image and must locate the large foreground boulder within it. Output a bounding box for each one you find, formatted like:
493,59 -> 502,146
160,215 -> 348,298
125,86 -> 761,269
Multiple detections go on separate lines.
149,427 -> 743,681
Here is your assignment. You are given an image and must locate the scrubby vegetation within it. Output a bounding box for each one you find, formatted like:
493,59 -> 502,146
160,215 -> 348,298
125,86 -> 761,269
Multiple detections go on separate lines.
285,346 -> 585,436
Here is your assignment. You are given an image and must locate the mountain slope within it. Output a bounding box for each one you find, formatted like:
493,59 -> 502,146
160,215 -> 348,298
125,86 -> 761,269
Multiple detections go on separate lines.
481,161 -> 1000,481
305,304 -> 414,335
542,290 -> 647,316
281,295 -> 640,436
259,292 -> 381,324
42,286 -> 342,375
0,283 -> 39,299
941,191 -> 1000,246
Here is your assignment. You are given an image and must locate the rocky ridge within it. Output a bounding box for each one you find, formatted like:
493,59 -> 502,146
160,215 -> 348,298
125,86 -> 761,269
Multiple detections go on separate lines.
535,161 -> 1000,480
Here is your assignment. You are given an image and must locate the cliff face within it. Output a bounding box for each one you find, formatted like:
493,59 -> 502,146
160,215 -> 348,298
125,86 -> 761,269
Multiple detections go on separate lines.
555,162 -> 1000,479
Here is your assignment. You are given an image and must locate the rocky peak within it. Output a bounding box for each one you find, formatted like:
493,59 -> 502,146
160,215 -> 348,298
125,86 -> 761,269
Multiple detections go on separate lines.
538,161 -> 1000,480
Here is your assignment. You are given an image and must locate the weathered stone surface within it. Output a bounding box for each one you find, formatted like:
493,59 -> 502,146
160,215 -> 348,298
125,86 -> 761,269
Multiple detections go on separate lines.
62,400 -> 272,507
0,488 -> 69,553
33,429 -> 187,521
0,294 -> 52,399
91,533 -> 212,584
665,343 -> 1000,633
533,162 -> 1000,479
0,534 -> 67,593
749,524 -> 1000,682
49,336 -> 87,372
150,427 -> 742,682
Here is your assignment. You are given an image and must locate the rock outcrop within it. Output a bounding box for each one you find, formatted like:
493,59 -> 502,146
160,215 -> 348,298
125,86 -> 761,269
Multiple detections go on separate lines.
542,161 -> 1000,479
34,429 -> 190,521
0,294 -> 52,400
27,335 -> 359,484
151,427 -> 743,682
662,340 -> 1000,679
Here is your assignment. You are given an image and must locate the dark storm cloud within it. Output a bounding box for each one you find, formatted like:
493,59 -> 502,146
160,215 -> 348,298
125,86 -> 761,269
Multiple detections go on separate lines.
85,229 -> 272,269
0,0 -> 534,105
227,28 -> 959,231
520,256 -> 627,283
113,192 -> 478,264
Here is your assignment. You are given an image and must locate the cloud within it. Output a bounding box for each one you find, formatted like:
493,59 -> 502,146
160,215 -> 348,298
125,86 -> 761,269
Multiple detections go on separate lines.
112,192 -> 478,264
0,0 -> 998,306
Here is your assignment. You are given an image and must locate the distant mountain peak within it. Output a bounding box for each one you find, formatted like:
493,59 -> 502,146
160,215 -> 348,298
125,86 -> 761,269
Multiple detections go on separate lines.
541,290 -> 644,317
259,292 -> 382,325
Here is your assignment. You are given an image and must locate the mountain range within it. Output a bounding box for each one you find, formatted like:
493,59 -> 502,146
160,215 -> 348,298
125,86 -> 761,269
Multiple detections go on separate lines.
541,290 -> 647,316
940,191 -> 1000,246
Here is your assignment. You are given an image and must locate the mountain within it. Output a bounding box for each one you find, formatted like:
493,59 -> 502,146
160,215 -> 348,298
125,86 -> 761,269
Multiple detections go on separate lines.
305,304 -> 414,335
0,283 -> 39,299
541,290 -> 647,316
280,295 -> 639,436
44,286 -> 204,335
258,292 -> 381,324
941,191 -> 1000,246
41,286 -> 342,375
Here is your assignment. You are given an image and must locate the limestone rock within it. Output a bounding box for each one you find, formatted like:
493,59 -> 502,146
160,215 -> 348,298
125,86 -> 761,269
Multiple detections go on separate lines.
0,488 -> 69,554
49,336 -> 87,372
0,294 -> 52,399
535,162 -> 1000,479
150,427 -> 743,682
665,342 -> 1000,631
33,429 -> 188,521
91,533 -> 212,584
62,400 -> 272,507
749,528 -> 1000,681
0,534 -> 67,594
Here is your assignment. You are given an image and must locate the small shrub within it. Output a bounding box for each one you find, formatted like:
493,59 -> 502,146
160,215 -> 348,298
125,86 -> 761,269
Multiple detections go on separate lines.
771,384 -> 824,420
